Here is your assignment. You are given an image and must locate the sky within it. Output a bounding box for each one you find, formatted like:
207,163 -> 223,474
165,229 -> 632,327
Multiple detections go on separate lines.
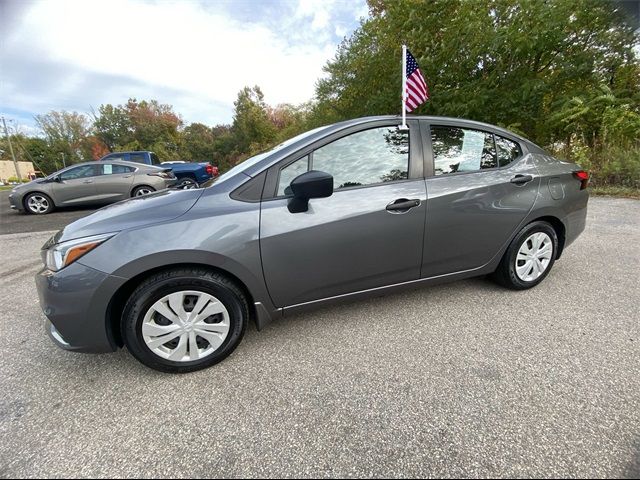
0,0 -> 369,136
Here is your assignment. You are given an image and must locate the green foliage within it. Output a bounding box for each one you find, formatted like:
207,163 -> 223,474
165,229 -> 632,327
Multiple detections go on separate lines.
309,0 -> 639,189
34,110 -> 91,162
93,99 -> 183,161
231,86 -> 277,156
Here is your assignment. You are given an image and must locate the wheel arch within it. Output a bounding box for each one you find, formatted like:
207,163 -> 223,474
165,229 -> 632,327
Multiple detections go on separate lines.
105,262 -> 259,349
527,215 -> 567,259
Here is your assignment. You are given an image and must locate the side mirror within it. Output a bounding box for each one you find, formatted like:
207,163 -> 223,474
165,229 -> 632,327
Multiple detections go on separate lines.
53,175 -> 62,183
288,170 -> 333,213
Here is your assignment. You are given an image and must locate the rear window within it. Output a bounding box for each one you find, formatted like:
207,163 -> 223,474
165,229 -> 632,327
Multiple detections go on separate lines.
129,153 -> 147,164
150,153 -> 161,165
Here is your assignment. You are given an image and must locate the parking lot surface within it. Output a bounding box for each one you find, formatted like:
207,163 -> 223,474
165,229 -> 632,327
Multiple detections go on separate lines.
0,191 -> 100,234
0,197 -> 638,478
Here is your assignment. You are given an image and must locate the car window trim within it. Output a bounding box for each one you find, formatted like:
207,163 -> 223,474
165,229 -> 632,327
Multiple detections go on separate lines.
422,121 -> 528,178
264,120 -> 422,200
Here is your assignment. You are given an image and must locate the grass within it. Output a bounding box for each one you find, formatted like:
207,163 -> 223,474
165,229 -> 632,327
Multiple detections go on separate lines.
590,185 -> 640,199
0,185 -> 15,191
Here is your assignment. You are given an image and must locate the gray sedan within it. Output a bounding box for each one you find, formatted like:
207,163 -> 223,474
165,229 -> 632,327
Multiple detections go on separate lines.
9,160 -> 177,214
35,116 -> 589,373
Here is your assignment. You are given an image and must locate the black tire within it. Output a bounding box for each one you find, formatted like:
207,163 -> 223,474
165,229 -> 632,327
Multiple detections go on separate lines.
121,268 -> 248,373
176,177 -> 198,189
23,192 -> 54,214
491,221 -> 558,290
131,185 -> 156,197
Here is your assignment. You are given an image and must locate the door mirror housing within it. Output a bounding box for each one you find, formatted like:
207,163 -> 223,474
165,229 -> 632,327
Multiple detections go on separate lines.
53,175 -> 62,183
288,170 -> 333,213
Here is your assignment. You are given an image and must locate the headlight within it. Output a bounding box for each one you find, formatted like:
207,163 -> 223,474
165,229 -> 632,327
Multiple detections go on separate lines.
43,233 -> 115,272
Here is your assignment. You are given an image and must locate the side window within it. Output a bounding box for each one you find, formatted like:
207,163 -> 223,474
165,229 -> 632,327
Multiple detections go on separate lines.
106,155 -> 124,162
431,126 -> 497,175
495,135 -> 522,167
278,155 -> 309,196
150,153 -> 161,165
130,153 -> 147,164
312,127 -> 409,190
99,164 -> 134,175
59,165 -> 96,180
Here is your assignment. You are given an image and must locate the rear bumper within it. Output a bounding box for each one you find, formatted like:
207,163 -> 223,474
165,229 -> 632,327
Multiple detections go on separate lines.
35,262 -> 127,353
564,191 -> 589,250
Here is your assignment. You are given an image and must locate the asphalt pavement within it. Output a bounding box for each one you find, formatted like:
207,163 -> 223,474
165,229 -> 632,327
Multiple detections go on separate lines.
0,191 -> 100,235
0,197 -> 638,478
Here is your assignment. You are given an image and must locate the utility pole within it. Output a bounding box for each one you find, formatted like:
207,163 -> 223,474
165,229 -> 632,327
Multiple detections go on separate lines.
1,116 -> 22,181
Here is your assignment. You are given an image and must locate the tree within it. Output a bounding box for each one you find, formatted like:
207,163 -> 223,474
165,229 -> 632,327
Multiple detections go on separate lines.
311,0 -> 639,146
231,86 -> 277,156
93,99 -> 183,161
34,110 -> 91,162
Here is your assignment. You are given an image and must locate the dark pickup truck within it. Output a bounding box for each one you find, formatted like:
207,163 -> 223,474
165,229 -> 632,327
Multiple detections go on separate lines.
99,151 -> 218,188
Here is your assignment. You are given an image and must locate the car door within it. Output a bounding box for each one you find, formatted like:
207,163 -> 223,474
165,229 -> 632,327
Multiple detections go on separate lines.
421,121 -> 540,278
260,121 -> 427,308
92,163 -> 136,201
51,164 -> 98,205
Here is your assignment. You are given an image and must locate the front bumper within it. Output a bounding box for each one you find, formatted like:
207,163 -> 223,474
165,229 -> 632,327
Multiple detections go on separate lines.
8,192 -> 22,211
36,262 -> 127,353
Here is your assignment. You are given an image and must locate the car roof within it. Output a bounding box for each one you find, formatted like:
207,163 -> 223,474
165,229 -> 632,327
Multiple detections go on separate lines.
60,160 -> 161,170
329,115 -> 542,148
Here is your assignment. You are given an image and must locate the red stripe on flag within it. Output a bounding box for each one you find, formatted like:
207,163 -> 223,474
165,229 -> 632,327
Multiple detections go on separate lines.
407,75 -> 427,97
414,71 -> 429,98
406,88 -> 422,106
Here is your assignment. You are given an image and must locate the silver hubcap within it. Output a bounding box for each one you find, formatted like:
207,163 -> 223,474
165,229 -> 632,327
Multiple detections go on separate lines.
515,232 -> 553,282
136,188 -> 152,196
27,195 -> 49,213
179,180 -> 196,190
142,290 -> 230,362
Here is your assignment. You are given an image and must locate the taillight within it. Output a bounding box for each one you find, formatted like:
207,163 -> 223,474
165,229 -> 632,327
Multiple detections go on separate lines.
206,164 -> 219,177
573,170 -> 589,190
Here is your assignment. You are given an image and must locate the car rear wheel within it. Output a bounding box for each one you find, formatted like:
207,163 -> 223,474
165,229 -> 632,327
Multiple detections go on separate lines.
176,177 -> 198,189
24,192 -> 54,214
132,185 -> 155,197
492,221 -> 558,290
121,268 -> 248,373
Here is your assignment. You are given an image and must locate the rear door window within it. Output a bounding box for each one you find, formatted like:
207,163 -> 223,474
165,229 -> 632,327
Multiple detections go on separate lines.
430,126 -> 497,175
98,164 -> 135,175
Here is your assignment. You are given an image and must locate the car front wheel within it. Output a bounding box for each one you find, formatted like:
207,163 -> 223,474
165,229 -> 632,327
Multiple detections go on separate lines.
24,192 -> 54,214
121,268 -> 248,373
492,221 -> 558,290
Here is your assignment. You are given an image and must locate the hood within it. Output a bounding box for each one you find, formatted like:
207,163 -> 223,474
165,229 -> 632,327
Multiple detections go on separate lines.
55,188 -> 204,243
13,178 -> 48,190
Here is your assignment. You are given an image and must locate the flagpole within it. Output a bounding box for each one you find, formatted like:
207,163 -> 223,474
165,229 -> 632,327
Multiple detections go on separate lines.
401,44 -> 407,129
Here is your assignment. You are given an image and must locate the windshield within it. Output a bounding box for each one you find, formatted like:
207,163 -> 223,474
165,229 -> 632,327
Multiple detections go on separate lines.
213,126 -> 328,185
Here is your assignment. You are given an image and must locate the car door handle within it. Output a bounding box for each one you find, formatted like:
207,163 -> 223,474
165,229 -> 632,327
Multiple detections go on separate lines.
510,174 -> 533,185
83,180 -> 94,184
386,198 -> 421,212
122,175 -> 132,178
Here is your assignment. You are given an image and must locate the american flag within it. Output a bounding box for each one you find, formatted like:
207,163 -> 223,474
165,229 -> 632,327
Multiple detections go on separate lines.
405,49 -> 429,112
